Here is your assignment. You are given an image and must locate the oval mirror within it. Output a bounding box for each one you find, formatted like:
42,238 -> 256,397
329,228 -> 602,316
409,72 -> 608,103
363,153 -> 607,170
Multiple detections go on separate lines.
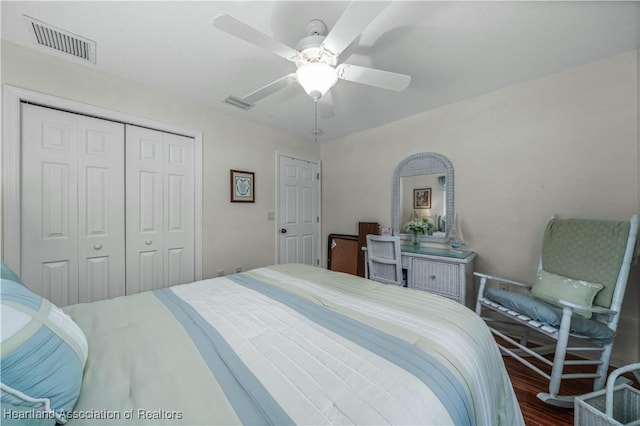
392,152 -> 454,244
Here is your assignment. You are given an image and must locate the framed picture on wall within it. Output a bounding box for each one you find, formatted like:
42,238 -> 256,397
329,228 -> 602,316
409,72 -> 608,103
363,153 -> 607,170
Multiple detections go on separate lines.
413,188 -> 431,209
230,169 -> 255,203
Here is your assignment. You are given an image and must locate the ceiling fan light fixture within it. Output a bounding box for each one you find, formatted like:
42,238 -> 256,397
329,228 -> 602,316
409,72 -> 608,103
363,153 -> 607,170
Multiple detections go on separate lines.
296,62 -> 337,101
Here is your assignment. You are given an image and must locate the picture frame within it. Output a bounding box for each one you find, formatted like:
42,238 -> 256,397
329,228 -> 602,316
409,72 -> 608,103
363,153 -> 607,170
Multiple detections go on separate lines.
230,169 -> 255,203
413,188 -> 431,209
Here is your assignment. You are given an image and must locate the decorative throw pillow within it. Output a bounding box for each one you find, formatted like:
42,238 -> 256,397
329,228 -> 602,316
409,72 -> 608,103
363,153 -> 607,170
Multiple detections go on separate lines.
1,278 -> 88,424
1,383 -> 55,426
530,269 -> 604,319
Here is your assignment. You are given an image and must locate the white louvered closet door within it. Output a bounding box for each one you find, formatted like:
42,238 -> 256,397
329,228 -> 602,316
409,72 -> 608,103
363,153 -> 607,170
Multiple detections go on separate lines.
125,125 -> 195,294
21,103 -> 126,306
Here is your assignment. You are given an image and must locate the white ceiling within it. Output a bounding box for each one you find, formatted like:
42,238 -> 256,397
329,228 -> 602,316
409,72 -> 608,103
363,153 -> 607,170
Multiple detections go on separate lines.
2,1 -> 639,142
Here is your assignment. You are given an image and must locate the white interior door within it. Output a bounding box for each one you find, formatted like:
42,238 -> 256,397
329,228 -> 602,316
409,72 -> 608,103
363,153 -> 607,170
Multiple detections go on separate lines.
21,103 -> 125,306
125,125 -> 195,294
277,155 -> 321,265
163,130 -> 195,286
77,115 -> 126,302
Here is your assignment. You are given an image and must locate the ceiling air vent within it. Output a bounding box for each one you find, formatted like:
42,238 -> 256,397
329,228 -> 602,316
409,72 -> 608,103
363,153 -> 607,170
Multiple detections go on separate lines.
24,15 -> 96,64
223,95 -> 254,111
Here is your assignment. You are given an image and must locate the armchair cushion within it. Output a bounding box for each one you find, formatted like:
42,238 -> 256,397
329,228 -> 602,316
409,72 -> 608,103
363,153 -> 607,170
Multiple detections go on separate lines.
485,288 -> 615,343
530,270 -> 604,319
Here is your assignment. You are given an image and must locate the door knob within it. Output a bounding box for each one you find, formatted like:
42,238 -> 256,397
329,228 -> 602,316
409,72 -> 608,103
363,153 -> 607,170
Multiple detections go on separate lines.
145,240 -> 152,245
280,229 -> 287,234
93,244 -> 102,250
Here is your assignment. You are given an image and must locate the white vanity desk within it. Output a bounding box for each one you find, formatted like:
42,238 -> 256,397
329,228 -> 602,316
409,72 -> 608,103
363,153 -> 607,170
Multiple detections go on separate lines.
389,151 -> 476,307
401,246 -> 476,307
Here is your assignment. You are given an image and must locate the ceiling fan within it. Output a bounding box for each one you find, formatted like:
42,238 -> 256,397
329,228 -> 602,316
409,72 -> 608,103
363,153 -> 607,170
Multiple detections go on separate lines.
212,2 -> 412,108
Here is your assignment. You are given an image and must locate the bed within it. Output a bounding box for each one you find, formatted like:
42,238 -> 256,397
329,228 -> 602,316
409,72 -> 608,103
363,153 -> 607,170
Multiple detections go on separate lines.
2,263 -> 523,425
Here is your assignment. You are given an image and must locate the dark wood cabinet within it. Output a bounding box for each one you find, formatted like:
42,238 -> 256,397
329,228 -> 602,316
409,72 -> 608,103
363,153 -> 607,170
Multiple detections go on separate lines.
327,234 -> 358,275
357,222 -> 379,277
327,222 -> 379,277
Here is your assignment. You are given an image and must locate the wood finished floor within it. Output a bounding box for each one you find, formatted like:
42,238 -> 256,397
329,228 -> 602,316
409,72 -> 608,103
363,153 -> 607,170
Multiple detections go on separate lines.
503,354 -> 637,425
504,356 -> 584,425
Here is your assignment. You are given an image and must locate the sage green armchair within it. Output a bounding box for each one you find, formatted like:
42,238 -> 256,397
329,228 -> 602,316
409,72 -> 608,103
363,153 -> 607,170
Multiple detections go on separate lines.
474,215 -> 638,407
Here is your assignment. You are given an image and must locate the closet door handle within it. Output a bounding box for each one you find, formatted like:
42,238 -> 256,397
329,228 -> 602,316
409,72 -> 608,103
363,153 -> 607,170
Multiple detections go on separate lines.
145,240 -> 152,245
93,244 -> 102,250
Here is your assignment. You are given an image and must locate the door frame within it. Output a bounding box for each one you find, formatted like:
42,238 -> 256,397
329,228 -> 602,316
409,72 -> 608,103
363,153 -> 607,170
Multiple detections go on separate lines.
275,152 -> 322,266
2,84 -> 203,281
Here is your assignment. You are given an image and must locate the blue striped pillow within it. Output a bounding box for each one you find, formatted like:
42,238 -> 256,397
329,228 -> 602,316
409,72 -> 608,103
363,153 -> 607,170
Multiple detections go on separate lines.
1,278 -> 88,424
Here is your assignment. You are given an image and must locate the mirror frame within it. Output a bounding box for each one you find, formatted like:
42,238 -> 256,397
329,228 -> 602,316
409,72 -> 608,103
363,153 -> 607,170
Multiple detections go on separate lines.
392,152 -> 454,244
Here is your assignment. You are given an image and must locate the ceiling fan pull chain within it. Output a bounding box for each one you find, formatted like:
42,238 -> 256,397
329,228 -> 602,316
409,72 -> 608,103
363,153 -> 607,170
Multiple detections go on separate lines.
314,100 -> 318,143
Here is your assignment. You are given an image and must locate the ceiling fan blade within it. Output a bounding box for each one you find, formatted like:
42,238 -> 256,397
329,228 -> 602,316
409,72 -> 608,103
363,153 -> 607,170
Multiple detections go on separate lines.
321,1 -> 390,57
213,14 -> 300,62
336,64 -> 411,92
242,74 -> 296,105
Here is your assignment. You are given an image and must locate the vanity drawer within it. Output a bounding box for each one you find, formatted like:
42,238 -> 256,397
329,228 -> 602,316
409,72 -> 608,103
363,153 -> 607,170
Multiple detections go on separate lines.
408,258 -> 460,299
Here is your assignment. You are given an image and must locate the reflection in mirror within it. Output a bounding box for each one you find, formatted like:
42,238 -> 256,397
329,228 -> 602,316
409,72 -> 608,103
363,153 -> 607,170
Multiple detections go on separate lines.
400,173 -> 447,234
392,153 -> 454,244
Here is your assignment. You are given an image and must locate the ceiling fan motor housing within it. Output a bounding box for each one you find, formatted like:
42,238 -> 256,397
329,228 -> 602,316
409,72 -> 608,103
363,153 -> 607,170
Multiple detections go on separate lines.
295,19 -> 337,68
305,19 -> 327,36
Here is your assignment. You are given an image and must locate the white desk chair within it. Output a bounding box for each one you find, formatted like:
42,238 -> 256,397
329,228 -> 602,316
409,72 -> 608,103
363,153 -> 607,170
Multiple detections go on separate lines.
366,235 -> 403,286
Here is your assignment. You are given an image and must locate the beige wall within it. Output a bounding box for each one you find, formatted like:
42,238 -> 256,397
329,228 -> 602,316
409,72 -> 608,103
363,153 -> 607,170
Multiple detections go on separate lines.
321,50 -> 640,365
1,40 -> 319,278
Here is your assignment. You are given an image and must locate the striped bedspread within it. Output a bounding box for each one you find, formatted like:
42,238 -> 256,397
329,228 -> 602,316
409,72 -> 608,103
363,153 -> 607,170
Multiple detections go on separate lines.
64,264 -> 523,425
